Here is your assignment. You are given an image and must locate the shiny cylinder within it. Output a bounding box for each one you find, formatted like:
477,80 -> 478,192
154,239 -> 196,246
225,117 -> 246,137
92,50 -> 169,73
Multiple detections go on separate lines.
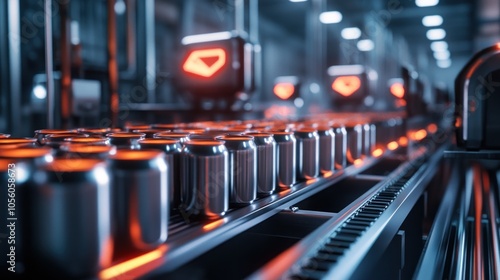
153,132 -> 190,144
346,124 -> 363,164
245,133 -> 277,195
77,127 -> 121,136
0,137 -> 38,148
180,140 -> 229,219
361,124 -> 371,157
138,139 -> 182,208
316,126 -> 335,174
217,135 -> 257,205
272,131 -> 296,188
332,125 -> 347,169
294,129 -> 320,180
108,150 -> 168,257
29,158 -> 112,278
132,129 -> 169,138
106,132 -> 145,149
34,129 -> 77,144
59,144 -> 116,159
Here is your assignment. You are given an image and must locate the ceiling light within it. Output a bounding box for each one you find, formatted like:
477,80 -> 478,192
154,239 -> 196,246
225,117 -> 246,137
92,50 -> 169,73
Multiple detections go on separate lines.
416,0 -> 439,7
437,59 -> 451,68
422,15 -> 443,27
426,28 -> 446,40
430,41 -> 448,52
434,50 -> 450,60
319,11 -> 342,24
341,27 -> 362,40
289,0 -> 307,2
357,39 -> 374,51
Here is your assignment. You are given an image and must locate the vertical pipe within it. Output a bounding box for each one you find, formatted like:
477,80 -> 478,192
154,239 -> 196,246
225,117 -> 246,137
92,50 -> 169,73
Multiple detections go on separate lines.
472,164 -> 484,280
7,0 -> 21,135
60,0 -> 72,128
44,0 -> 55,129
248,0 -> 258,42
145,0 -> 156,103
108,0 -> 119,127
234,0 -> 244,33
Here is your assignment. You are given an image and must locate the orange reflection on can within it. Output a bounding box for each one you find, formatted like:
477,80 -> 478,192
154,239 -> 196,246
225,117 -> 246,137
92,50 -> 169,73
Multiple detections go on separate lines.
387,141 -> 399,151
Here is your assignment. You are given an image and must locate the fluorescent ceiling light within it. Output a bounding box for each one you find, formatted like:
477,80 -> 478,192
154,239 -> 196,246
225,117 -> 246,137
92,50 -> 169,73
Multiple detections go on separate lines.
341,27 -> 362,40
181,31 -> 233,45
437,59 -> 451,68
430,41 -> 448,52
422,15 -> 443,27
416,0 -> 439,7
434,50 -> 450,60
327,64 -> 365,76
289,0 -> 307,2
357,39 -> 374,51
319,11 -> 342,24
426,28 -> 446,40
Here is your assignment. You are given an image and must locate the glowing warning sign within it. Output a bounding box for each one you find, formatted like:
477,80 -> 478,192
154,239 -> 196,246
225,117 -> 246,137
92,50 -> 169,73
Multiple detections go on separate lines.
331,76 -> 361,97
182,48 -> 227,78
273,82 -> 295,100
390,82 -> 405,98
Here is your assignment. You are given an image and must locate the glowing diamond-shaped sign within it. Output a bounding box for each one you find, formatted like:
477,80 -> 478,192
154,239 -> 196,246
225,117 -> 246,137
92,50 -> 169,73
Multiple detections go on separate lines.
331,76 -> 361,97
182,48 -> 227,78
273,82 -> 295,100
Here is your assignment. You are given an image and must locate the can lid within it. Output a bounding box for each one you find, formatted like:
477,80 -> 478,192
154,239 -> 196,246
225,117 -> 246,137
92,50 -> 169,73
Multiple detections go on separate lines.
0,147 -> 52,159
216,135 -> 254,141
64,137 -> 108,143
0,138 -> 37,144
154,132 -> 190,138
184,140 -> 225,146
44,158 -> 105,172
106,132 -> 146,139
64,145 -> 116,154
109,149 -> 164,161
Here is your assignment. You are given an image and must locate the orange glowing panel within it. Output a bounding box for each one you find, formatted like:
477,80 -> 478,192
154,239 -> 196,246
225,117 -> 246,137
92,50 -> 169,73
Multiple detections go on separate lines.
273,83 -> 295,100
387,141 -> 399,151
372,148 -> 383,157
182,48 -> 227,78
332,76 -> 361,97
390,82 -> 405,98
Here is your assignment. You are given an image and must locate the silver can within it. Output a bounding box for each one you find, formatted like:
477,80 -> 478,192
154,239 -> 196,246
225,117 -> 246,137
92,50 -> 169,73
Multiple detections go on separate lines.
180,140 -> 229,220
316,126 -> 335,174
245,132 -> 277,196
294,128 -> 320,180
217,135 -> 257,205
29,158 -> 112,278
59,144 -> 117,159
153,132 -> 190,144
345,123 -> 363,164
108,149 -> 168,256
271,131 -> 297,188
138,138 -> 182,209
332,124 -> 347,169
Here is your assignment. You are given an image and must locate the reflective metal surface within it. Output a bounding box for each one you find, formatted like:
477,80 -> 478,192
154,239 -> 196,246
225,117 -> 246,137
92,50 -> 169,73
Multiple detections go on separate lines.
294,128 -> 320,180
245,132 -> 277,195
272,131 -> 297,188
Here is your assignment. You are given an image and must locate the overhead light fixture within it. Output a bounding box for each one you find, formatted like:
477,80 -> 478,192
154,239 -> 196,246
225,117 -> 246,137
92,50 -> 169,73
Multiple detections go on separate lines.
426,28 -> 446,40
319,11 -> 342,24
33,84 -> 47,99
289,0 -> 307,2
430,41 -> 448,52
357,39 -> 374,51
341,27 -> 362,40
416,0 -> 439,7
433,50 -> 450,60
437,59 -> 451,68
422,15 -> 443,27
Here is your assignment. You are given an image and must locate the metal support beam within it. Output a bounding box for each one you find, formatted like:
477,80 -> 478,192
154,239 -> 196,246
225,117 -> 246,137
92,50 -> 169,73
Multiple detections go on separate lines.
8,0 -> 21,134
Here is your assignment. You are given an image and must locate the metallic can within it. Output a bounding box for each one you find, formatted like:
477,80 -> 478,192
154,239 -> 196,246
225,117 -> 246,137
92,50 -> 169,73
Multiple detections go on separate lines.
217,135 -> 257,205
316,126 -> 335,174
106,132 -> 145,149
63,136 -> 110,145
44,133 -> 89,148
132,129 -> 170,138
28,158 -> 112,278
272,131 -> 296,188
245,132 -> 277,195
180,140 -> 229,219
124,124 -> 150,132
332,124 -> 347,169
0,138 -> 38,148
294,128 -> 320,180
345,123 -> 363,164
153,132 -> 190,144
138,138 -> 182,208
108,149 -> 168,257
0,133 -> 10,138
361,123 -> 372,157
151,123 -> 187,130
77,127 -> 121,136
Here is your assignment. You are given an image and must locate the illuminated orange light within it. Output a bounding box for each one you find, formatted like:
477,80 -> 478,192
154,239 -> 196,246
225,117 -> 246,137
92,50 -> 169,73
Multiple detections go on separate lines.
323,171 -> 334,178
332,76 -> 361,97
372,148 -> 383,157
455,117 -> 462,128
182,48 -> 226,78
99,245 -> 168,280
306,178 -> 318,184
390,82 -> 405,99
398,136 -> 408,147
273,83 -> 295,100
354,159 -> 364,166
414,129 -> 427,141
387,141 -> 399,151
497,42 -> 500,49
427,123 -> 438,134
395,99 -> 407,108
202,219 -> 224,231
